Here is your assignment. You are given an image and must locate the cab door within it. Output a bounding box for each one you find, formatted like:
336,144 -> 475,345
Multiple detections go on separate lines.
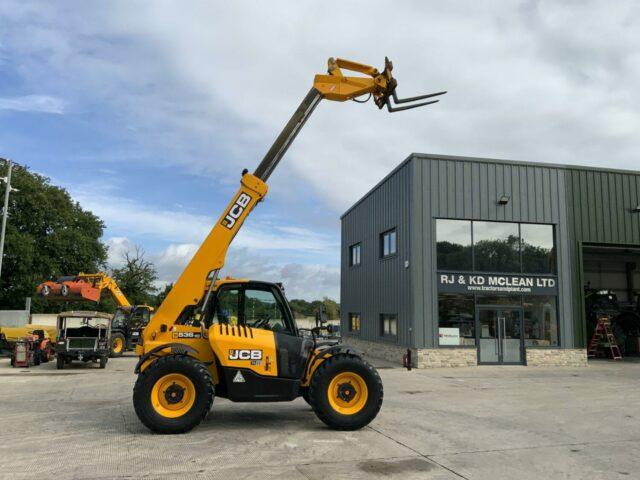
242,284 -> 307,380
207,282 -> 306,401
208,284 -> 278,377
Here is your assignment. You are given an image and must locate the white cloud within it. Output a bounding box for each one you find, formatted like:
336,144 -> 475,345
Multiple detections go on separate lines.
97,1 -> 640,210
104,236 -> 135,268
112,239 -> 339,301
4,1 -> 640,300
67,179 -> 338,257
0,94 -> 66,114
4,2 -> 640,212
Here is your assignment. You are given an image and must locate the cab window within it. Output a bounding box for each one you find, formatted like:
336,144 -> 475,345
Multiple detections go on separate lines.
243,288 -> 289,333
112,310 -> 126,328
213,288 -> 240,325
129,308 -> 150,328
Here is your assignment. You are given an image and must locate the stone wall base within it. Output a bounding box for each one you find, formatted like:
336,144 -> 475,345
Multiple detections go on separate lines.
342,336 -> 588,368
416,348 -> 478,368
526,348 -> 588,367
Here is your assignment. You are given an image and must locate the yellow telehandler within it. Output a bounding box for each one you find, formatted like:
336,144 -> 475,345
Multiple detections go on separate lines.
133,57 -> 445,433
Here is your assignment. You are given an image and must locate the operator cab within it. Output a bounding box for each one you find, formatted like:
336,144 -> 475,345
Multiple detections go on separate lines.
206,280 -> 298,336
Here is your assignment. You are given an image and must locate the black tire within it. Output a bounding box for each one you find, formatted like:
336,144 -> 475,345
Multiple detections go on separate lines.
99,356 -> 108,369
56,355 -> 64,370
308,354 -> 383,430
110,333 -> 126,358
133,355 -> 214,434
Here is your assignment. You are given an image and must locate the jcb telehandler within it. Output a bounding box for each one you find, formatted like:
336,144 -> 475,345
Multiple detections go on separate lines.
133,57 -> 445,433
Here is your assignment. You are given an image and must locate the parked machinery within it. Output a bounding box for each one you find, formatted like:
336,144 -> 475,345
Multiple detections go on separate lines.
37,272 -> 153,357
4,328 -> 55,366
55,311 -> 112,369
585,288 -> 640,355
132,57 -> 445,434
11,337 -> 38,368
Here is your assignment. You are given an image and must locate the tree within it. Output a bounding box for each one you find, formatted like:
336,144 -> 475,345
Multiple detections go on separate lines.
288,297 -> 340,319
0,164 -> 108,311
322,297 -> 340,320
154,282 -> 173,308
111,246 -> 158,306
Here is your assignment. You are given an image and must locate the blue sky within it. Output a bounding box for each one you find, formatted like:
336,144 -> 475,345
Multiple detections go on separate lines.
1,2 -> 639,300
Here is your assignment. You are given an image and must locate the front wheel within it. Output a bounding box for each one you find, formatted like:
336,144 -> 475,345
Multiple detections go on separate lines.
110,333 -> 125,357
133,355 -> 214,434
308,354 -> 383,430
56,355 -> 64,370
99,356 -> 108,369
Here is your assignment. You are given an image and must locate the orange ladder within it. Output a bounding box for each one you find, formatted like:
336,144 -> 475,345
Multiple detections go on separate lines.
587,315 -> 622,360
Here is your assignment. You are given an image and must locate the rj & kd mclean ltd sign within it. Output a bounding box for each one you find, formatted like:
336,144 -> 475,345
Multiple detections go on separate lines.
438,273 -> 557,295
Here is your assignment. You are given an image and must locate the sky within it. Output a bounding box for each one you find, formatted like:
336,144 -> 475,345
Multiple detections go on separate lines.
0,1 -> 639,301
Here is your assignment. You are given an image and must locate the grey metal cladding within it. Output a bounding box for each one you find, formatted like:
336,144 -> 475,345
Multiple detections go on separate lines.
341,152 -> 640,350
565,168 -> 640,346
409,154 -> 571,348
566,169 -> 640,245
340,160 -> 412,347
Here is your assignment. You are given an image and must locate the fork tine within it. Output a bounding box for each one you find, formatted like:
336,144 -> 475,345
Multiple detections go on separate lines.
392,90 -> 447,104
386,98 -> 440,112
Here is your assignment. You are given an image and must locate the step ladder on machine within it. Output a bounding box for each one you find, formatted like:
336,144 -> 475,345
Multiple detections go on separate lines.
587,314 -> 622,360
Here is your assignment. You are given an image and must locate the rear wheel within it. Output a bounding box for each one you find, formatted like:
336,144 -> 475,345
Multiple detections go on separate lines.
308,354 -> 383,430
110,333 -> 125,357
133,355 -> 214,434
56,355 -> 64,370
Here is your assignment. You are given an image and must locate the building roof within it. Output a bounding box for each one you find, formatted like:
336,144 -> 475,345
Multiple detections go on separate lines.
341,152 -> 640,219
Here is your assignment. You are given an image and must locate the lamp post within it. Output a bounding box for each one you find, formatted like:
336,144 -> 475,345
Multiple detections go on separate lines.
0,158 -> 17,280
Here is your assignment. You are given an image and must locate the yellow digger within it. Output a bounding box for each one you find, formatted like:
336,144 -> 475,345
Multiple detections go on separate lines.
133,57 -> 445,433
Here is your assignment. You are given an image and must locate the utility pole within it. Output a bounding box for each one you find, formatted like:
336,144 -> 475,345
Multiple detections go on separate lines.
0,158 -> 17,280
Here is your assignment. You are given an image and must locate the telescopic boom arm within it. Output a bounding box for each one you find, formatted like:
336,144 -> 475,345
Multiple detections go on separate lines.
141,57 -> 445,342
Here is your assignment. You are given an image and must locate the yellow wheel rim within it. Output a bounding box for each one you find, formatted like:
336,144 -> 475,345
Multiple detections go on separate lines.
112,337 -> 123,353
151,373 -> 196,418
327,372 -> 368,415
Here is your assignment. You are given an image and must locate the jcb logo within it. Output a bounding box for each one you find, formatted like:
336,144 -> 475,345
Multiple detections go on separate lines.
222,193 -> 252,229
229,349 -> 262,361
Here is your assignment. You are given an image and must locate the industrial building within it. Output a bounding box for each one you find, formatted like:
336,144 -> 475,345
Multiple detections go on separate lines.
340,153 -> 640,367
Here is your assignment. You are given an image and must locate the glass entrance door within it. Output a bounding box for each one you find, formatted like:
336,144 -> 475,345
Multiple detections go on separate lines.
478,307 -> 524,365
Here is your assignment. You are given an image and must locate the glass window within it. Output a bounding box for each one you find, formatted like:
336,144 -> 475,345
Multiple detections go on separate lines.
244,288 -> 288,333
523,295 -> 558,346
521,224 -> 556,274
349,243 -> 361,266
112,309 -> 125,329
476,295 -> 522,306
349,313 -> 361,333
129,308 -> 150,329
438,294 -> 476,346
213,288 -> 240,325
436,219 -> 472,270
380,314 -> 397,337
380,229 -> 397,258
473,221 -> 520,272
